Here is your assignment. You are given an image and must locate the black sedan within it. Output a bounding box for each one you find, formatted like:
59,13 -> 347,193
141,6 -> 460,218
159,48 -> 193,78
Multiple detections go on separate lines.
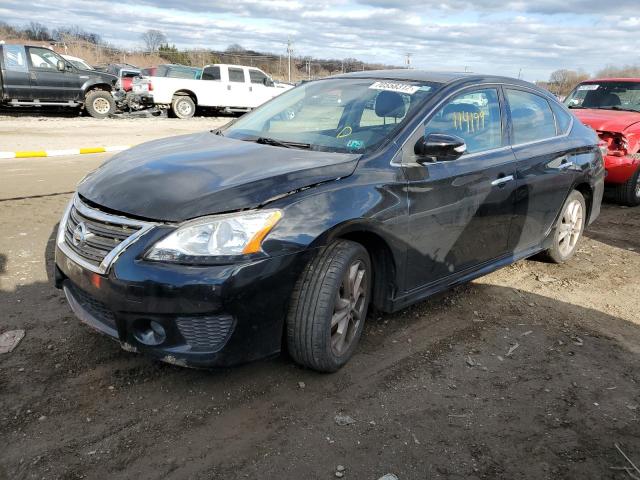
54,70 -> 604,372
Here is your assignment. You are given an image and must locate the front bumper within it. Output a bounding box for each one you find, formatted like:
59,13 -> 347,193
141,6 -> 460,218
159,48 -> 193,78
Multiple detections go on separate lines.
604,154 -> 640,184
55,235 -> 312,368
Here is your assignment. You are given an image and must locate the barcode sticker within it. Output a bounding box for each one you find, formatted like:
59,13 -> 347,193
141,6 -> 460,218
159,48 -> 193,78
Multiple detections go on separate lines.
369,81 -> 420,94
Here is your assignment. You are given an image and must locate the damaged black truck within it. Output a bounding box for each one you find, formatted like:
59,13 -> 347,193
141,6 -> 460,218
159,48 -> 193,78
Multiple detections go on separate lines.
0,43 -> 118,118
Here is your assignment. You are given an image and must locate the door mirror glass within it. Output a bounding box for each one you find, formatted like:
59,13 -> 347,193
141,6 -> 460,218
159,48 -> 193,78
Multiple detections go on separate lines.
57,60 -> 66,71
263,77 -> 275,87
415,133 -> 467,162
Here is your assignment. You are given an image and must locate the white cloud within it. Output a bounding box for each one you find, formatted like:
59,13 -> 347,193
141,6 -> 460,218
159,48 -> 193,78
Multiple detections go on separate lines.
1,0 -> 636,81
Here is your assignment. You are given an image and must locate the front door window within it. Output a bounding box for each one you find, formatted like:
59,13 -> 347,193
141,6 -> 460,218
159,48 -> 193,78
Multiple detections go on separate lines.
425,88 -> 503,154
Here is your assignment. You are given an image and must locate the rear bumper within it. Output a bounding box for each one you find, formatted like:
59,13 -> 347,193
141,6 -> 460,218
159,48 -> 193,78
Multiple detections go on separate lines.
55,240 -> 313,368
604,154 -> 640,184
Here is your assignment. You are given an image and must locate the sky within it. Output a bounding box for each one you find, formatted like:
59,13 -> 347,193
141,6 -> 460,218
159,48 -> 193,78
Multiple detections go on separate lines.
1,0 -> 638,81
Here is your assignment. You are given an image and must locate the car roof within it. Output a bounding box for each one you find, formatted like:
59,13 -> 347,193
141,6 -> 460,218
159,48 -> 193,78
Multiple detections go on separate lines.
583,78 -> 640,83
331,69 -> 539,89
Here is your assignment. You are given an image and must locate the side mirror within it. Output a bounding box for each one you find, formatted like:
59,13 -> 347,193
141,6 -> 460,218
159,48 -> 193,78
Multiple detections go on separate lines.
263,77 -> 275,87
57,60 -> 66,72
414,133 -> 467,162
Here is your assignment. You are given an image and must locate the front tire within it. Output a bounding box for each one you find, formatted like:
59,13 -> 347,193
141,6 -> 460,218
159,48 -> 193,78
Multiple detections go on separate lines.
542,190 -> 586,263
612,167 -> 640,206
84,90 -> 115,119
287,240 -> 372,372
171,95 -> 195,119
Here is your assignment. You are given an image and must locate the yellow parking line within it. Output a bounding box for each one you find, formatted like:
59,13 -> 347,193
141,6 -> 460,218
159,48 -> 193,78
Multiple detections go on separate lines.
15,151 -> 47,158
79,147 -> 107,154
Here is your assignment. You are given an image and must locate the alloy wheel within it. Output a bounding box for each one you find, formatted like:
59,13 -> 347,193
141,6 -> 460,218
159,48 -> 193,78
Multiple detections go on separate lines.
557,199 -> 583,257
331,260 -> 367,356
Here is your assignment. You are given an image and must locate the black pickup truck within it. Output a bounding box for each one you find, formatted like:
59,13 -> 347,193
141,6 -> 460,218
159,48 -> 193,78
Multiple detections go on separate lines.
0,43 -> 119,118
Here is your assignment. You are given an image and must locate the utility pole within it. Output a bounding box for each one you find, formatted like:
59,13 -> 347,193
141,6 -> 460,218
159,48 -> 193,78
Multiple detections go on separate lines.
286,38 -> 293,83
518,68 -> 522,79
341,59 -> 344,73
405,53 -> 412,69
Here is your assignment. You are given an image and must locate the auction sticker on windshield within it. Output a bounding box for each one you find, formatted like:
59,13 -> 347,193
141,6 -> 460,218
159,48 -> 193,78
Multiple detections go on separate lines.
370,81 -> 420,95
578,84 -> 599,91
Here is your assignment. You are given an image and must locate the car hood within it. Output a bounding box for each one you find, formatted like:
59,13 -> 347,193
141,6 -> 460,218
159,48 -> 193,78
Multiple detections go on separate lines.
572,108 -> 640,133
78,132 -> 359,222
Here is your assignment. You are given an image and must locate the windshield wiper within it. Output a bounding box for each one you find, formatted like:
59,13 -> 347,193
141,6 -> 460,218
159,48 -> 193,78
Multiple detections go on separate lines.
254,136 -> 311,150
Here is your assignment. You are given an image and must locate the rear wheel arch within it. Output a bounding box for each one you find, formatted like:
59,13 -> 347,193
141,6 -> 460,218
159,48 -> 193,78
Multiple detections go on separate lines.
83,83 -> 112,96
173,89 -> 197,104
573,182 -> 593,222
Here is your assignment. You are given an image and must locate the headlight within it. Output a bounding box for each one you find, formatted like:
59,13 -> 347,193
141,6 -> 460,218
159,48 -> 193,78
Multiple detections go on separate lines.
145,209 -> 282,263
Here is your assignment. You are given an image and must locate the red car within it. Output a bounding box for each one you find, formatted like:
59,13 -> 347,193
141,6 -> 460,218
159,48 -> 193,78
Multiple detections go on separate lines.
565,78 -> 640,205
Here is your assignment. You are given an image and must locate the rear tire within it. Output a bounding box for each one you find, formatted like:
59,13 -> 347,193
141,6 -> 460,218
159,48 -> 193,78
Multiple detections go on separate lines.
542,190 -> 586,264
286,240 -> 372,372
171,95 -> 195,119
612,167 -> 640,206
84,90 -> 115,119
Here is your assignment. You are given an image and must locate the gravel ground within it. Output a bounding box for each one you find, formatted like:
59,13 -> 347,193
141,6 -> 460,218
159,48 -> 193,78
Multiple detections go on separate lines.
0,113 -> 231,151
0,140 -> 638,479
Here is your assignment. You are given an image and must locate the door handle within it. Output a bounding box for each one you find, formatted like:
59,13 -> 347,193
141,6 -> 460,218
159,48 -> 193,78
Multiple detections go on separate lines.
227,85 -> 231,90
491,175 -> 514,187
30,72 -> 37,80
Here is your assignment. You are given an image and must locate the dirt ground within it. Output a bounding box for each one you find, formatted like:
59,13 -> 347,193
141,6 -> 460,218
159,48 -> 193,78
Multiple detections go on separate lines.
0,128 -> 639,479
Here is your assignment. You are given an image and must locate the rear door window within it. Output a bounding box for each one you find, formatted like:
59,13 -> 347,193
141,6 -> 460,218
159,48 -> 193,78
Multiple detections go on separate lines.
203,66 -> 221,81
506,89 -> 557,144
228,68 -> 246,83
2,45 -> 28,72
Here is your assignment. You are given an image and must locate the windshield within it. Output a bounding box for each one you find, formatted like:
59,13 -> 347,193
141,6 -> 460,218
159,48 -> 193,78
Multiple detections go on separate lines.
223,78 -> 440,154
565,81 -> 640,112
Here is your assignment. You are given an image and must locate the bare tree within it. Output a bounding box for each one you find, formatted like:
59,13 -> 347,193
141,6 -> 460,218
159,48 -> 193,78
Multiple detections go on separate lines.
548,69 -> 590,97
141,29 -> 167,53
226,44 -> 246,53
24,22 -> 50,41
596,64 -> 640,78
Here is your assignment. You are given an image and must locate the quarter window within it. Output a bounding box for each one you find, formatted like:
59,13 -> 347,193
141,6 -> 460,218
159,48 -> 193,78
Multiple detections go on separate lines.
506,89 -> 556,144
202,66 -> 221,81
228,68 -> 245,83
2,45 -> 28,72
550,101 -> 572,135
424,88 -> 502,154
249,69 -> 267,84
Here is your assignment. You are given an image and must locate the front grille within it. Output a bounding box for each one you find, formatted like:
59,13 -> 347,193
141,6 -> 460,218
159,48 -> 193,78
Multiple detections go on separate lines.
176,315 -> 235,352
67,282 -> 117,330
62,197 -> 145,268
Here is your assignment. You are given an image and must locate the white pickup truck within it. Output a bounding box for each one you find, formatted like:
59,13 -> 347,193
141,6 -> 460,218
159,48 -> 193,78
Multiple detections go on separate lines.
131,63 -> 293,118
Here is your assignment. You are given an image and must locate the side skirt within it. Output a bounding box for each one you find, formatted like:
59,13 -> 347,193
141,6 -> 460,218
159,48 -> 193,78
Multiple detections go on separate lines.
387,244 -> 545,313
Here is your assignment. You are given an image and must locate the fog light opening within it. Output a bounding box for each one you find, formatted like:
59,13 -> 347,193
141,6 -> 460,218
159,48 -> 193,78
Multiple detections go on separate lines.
133,320 -> 167,346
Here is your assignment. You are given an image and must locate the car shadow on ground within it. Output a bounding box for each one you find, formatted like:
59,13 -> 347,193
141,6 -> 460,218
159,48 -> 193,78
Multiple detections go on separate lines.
584,201 -> 639,252
0,210 -> 639,479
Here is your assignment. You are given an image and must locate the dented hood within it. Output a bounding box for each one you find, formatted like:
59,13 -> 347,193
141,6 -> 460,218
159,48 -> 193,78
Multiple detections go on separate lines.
573,108 -> 640,133
78,132 -> 359,222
